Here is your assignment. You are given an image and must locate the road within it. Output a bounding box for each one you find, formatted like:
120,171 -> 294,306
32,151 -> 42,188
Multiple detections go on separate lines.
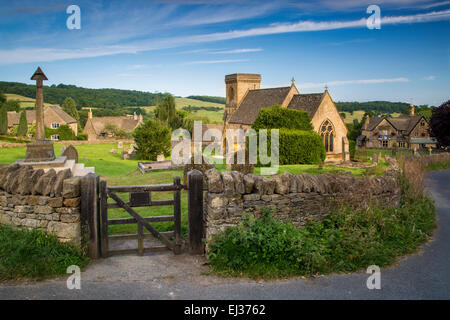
1,170 -> 449,300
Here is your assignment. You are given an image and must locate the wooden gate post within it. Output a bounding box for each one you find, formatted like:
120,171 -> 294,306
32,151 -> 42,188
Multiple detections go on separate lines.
187,169 -> 204,255
80,173 -> 100,259
99,179 -> 109,258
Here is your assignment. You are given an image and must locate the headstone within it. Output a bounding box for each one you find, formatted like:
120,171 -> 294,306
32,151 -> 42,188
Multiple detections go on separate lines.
372,153 -> 378,164
60,146 -> 66,154
118,141 -> 123,149
62,145 -> 79,163
157,154 -> 165,162
110,149 -> 117,154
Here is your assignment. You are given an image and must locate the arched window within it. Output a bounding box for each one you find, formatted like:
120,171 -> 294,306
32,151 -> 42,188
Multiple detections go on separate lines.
320,120 -> 335,152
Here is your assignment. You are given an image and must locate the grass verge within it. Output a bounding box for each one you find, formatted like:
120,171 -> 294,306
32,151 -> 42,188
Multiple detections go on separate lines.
0,225 -> 89,281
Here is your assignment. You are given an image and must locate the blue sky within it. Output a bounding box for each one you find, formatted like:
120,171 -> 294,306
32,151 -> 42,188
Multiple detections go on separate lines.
0,0 -> 449,106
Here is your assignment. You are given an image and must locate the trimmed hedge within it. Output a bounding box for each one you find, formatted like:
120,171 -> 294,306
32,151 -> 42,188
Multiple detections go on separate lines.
278,129 -> 326,164
252,105 -> 313,131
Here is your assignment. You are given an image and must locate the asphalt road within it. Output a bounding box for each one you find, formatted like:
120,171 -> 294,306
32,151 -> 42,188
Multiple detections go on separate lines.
1,170 -> 449,300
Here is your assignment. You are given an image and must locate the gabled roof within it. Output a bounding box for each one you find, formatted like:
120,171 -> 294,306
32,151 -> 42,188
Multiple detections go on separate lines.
368,114 -> 425,134
47,105 -> 77,124
366,117 -> 384,131
287,93 -> 324,118
228,87 -> 291,125
84,116 -> 141,135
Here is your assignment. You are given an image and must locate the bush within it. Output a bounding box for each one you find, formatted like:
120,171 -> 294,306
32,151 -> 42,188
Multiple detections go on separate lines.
207,179 -> 436,279
349,140 -> 356,159
0,225 -> 89,281
17,111 -> 28,137
45,124 -> 77,140
252,105 -> 313,131
133,119 -> 171,160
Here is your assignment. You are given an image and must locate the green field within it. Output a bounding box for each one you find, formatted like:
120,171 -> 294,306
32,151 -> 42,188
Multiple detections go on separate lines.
5,93 -> 53,108
341,110 -> 402,124
142,97 -> 225,124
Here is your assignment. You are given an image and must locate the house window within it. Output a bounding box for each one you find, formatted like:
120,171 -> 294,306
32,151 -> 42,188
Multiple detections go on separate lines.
51,123 -> 60,129
399,142 -> 405,148
320,120 -> 334,152
381,140 -> 388,148
50,134 -> 60,141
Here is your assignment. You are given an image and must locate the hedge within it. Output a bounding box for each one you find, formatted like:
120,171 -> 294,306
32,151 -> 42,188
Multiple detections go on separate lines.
252,105 -> 313,131
278,129 -> 326,164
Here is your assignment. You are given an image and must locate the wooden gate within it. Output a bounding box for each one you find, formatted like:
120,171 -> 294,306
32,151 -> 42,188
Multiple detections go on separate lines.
99,177 -> 183,257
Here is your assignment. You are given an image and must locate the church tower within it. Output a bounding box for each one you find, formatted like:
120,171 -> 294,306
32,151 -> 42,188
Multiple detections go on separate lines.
224,73 -> 261,124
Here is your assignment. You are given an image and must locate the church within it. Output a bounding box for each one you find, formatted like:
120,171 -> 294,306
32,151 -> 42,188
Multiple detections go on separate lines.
222,73 -> 350,163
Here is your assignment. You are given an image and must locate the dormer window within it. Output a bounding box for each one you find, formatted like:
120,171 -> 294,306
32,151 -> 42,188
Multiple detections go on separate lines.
51,123 -> 60,129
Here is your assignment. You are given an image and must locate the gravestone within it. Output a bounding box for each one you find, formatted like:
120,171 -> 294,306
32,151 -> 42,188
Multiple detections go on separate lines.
118,141 -> 123,149
62,145 -> 79,163
157,154 -> 165,162
372,153 -> 378,164
60,146 -> 66,154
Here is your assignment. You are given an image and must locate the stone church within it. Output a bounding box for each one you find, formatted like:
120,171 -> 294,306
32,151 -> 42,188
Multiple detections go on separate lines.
222,73 -> 350,163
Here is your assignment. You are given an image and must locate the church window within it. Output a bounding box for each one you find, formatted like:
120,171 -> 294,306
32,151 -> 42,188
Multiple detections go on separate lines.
320,120 -> 335,152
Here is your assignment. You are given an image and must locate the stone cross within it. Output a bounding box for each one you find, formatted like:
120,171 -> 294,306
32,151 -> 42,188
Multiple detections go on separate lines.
31,67 -> 48,141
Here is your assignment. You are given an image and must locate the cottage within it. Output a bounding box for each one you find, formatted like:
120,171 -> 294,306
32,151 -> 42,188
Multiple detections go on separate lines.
7,105 -> 78,139
82,109 -> 143,141
357,105 -> 437,150
223,73 -> 350,163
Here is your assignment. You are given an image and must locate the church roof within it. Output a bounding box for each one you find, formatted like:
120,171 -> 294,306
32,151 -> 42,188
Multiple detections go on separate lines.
228,87 -> 291,125
287,93 -> 324,118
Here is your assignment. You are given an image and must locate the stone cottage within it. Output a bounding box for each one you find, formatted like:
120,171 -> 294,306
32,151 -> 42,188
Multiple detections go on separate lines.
357,105 -> 437,150
82,109 -> 143,141
223,73 -> 350,163
7,105 -> 78,139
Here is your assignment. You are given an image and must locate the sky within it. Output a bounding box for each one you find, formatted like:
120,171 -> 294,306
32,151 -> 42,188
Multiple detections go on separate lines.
0,0 -> 449,106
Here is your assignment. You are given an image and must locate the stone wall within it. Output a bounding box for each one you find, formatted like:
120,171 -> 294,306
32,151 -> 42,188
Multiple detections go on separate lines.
0,164 -> 82,245
203,168 -> 401,241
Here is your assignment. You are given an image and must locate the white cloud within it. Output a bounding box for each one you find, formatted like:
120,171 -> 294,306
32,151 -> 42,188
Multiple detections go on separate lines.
1,9 -> 449,65
210,48 -> 263,54
298,77 -> 410,89
424,75 -> 436,80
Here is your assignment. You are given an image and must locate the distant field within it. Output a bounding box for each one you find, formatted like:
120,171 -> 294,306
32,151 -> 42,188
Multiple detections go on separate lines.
341,110 -> 401,124
142,97 -> 224,124
5,93 -> 53,108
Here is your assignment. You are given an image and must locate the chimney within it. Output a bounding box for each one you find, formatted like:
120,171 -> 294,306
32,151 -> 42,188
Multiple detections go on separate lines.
410,104 -> 415,116
133,112 -> 137,121
364,114 -> 370,130
88,108 -> 93,119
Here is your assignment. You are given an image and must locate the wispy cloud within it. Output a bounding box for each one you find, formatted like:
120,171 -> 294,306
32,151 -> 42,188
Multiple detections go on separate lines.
298,77 -> 410,89
1,9 -> 449,65
183,59 -> 248,65
210,48 -> 263,54
424,75 -> 436,80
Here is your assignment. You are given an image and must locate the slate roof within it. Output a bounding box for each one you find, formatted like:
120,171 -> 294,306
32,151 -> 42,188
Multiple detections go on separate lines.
366,117 -> 384,131
287,93 -> 324,118
228,87 -> 291,125
368,115 -> 424,134
48,105 -> 77,124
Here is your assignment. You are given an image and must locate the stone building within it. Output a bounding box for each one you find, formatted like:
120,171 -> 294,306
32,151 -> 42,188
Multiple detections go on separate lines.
7,105 -> 78,139
223,73 -> 350,163
82,109 -> 143,141
357,105 -> 437,150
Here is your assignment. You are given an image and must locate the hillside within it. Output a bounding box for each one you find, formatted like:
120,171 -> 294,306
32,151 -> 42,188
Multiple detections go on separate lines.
5,93 -> 53,109
0,81 -> 163,108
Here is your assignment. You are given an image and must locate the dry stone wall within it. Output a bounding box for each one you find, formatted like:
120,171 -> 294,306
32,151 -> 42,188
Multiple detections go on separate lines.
0,164 -> 82,245
204,168 -> 401,241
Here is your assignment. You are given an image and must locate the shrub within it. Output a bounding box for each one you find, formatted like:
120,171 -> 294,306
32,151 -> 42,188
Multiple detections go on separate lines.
0,225 -> 89,281
252,105 -> 313,131
133,119 -> 171,160
349,140 -> 356,159
45,124 -> 77,140
17,111 -> 28,137
0,105 -> 7,135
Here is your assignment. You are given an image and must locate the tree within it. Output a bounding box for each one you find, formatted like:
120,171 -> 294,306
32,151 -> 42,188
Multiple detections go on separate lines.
62,97 -> 80,123
17,111 -> 28,137
0,89 -> 6,104
133,119 -> 171,160
155,93 -> 176,125
0,105 -> 7,135
430,100 -> 450,147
